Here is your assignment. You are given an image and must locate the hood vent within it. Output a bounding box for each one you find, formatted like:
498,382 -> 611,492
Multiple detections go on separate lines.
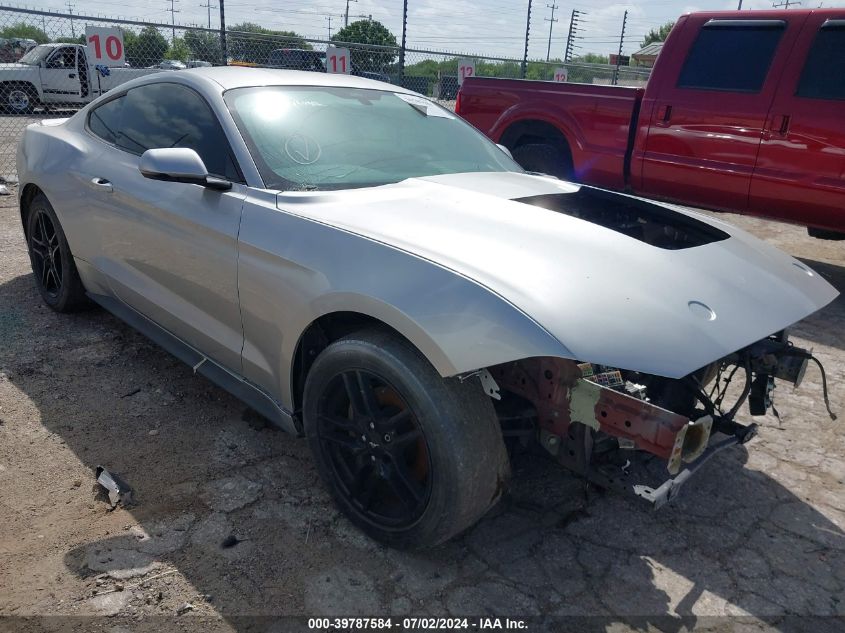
515,187 -> 729,250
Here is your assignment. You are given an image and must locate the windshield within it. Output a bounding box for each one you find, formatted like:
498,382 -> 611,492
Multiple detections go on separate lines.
224,86 -> 521,191
18,45 -> 53,66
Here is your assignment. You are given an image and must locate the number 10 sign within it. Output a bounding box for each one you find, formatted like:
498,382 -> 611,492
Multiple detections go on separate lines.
326,46 -> 351,74
85,26 -> 125,67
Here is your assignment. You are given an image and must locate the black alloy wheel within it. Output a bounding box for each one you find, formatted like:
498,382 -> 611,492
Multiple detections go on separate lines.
313,369 -> 432,529
304,329 -> 511,549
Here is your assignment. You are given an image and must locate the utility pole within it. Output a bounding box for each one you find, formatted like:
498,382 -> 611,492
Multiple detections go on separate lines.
544,3 -> 558,62
200,0 -> 216,28
612,10 -> 627,86
167,0 -> 180,42
773,0 -> 801,7
564,9 -> 583,62
326,15 -> 333,38
399,0 -> 408,83
344,0 -> 357,27
219,0 -> 227,65
522,0 -> 532,78
66,1 -> 76,38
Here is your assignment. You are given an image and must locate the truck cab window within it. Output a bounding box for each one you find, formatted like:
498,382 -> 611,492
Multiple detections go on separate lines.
677,21 -> 785,92
796,22 -> 845,101
46,47 -> 77,69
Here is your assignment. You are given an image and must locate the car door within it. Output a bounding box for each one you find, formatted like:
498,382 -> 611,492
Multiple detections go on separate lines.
749,14 -> 845,233
639,16 -> 803,212
81,82 -> 247,371
40,46 -> 83,104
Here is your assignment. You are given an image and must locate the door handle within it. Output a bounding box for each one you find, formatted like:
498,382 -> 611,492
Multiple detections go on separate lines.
655,104 -> 672,126
68,72 -> 76,78
89,177 -> 113,193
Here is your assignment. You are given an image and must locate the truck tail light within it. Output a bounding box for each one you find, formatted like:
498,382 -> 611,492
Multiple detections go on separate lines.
455,90 -> 462,115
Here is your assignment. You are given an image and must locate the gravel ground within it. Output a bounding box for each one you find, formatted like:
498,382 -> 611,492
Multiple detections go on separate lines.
0,181 -> 843,633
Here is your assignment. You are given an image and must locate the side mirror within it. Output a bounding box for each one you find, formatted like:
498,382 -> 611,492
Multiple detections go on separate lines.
139,148 -> 231,190
497,143 -> 513,159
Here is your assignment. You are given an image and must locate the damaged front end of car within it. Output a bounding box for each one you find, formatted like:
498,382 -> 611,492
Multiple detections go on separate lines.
480,331 -> 836,509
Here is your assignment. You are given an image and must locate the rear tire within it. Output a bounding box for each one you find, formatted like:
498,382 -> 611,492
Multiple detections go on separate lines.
512,142 -> 574,180
25,193 -> 90,312
303,329 -> 510,549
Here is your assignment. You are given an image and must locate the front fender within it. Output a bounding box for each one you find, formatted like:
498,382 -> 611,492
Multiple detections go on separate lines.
237,196 -> 572,409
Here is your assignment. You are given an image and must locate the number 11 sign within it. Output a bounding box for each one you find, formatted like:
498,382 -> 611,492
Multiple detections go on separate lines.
326,46 -> 351,74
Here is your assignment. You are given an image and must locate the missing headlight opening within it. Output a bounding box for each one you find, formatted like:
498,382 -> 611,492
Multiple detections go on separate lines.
485,331 -> 836,509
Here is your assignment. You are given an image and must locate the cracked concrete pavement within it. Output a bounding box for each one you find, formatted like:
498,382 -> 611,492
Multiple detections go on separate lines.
0,183 -> 843,632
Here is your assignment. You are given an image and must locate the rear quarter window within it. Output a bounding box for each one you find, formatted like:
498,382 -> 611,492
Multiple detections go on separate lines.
677,22 -> 785,92
87,95 -> 124,145
796,23 -> 845,100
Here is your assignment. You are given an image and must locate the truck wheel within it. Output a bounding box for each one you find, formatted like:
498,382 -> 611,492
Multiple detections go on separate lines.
303,329 -> 510,549
2,84 -> 37,115
512,142 -> 574,180
25,193 -> 90,312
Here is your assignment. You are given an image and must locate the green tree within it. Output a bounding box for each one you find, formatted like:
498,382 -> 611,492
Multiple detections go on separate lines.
228,22 -> 309,64
0,23 -> 49,44
184,29 -> 221,62
331,20 -> 397,72
123,26 -> 168,67
641,21 -> 674,48
576,52 -> 609,65
165,37 -> 190,61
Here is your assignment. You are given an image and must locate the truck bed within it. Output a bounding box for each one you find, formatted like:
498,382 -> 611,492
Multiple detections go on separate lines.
457,77 -> 643,190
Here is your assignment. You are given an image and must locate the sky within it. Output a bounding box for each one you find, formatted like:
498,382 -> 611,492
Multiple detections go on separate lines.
13,0 -> 840,59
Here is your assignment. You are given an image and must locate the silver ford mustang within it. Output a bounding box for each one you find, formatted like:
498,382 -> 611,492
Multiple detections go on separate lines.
16,67 -> 839,548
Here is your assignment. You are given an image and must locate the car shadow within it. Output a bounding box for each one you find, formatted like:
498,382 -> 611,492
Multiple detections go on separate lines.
0,271 -> 842,632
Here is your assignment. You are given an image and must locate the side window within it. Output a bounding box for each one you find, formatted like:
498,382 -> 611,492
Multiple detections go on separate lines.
46,47 -> 76,69
796,23 -> 845,101
88,95 -> 124,145
677,22 -> 785,92
116,83 -> 240,180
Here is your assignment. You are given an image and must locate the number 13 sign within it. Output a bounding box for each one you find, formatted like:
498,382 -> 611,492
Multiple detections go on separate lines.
326,46 -> 351,74
85,26 -> 125,67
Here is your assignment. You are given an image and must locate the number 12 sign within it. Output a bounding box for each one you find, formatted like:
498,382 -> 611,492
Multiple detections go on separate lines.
85,26 -> 125,67
457,59 -> 475,85
326,46 -> 351,74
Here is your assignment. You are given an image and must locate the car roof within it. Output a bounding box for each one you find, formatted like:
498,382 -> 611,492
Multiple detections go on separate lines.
182,65 -> 410,94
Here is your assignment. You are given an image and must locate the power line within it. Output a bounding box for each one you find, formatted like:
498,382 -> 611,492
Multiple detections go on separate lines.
544,3 -> 558,62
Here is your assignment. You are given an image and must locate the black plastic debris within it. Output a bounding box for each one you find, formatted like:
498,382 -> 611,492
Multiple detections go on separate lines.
95,466 -> 133,508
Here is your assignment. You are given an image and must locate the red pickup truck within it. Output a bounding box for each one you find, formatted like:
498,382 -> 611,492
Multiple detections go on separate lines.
457,10 -> 845,238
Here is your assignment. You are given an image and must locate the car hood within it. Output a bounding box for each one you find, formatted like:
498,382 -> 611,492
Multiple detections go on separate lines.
276,172 -> 838,378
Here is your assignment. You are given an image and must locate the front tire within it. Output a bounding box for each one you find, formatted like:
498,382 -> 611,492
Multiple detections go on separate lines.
303,329 -> 510,549
2,84 -> 37,115
25,193 -> 90,312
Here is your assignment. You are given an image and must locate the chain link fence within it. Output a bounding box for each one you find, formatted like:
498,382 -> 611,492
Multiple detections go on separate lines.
0,5 -> 651,181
